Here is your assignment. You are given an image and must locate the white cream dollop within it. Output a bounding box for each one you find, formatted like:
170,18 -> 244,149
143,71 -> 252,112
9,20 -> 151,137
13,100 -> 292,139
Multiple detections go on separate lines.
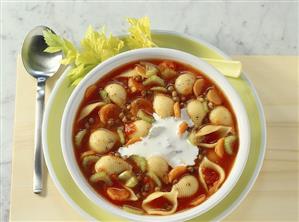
118,111 -> 198,168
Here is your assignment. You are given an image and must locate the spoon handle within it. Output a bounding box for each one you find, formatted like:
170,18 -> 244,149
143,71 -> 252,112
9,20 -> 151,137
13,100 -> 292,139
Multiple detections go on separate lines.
33,77 -> 46,194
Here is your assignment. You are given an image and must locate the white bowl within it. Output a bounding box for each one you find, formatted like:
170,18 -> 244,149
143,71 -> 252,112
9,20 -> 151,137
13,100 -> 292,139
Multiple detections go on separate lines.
61,48 -> 250,222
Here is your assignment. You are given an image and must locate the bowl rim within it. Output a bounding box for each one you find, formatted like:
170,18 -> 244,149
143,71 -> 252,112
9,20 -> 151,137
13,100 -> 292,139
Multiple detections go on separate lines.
60,47 -> 250,222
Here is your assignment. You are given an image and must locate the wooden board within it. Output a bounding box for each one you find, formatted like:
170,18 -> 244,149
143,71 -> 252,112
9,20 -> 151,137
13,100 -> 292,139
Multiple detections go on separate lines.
9,56 -> 299,221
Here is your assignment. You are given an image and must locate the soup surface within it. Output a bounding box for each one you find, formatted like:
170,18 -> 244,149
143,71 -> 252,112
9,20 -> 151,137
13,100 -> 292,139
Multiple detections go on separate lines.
73,60 -> 238,215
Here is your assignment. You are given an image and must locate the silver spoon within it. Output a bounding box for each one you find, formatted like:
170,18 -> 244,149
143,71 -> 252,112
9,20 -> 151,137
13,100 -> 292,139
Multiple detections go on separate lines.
22,26 -> 62,194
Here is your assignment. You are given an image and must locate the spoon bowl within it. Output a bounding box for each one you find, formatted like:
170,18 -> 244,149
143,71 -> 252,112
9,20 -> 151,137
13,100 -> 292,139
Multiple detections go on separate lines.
22,26 -> 62,78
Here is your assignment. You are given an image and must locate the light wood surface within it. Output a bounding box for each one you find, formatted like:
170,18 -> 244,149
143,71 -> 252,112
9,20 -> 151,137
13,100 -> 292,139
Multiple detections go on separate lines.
10,56 -> 299,221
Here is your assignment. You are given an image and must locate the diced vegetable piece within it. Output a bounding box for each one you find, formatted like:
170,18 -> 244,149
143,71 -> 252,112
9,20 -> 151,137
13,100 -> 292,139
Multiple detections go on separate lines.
89,171 -> 112,185
123,205 -> 144,215
78,102 -> 105,121
125,177 -> 138,188
99,103 -> 121,124
99,89 -> 110,103
140,61 -> 159,77
178,121 -> 188,136
125,137 -> 142,146
128,78 -> 144,92
118,69 -> 138,78
118,170 -> 138,188
224,135 -> 237,155
80,150 -> 96,159
85,84 -> 97,100
107,187 -> 130,201
173,102 -> 181,118
150,86 -> 168,93
82,155 -> 100,170
118,170 -> 133,181
190,194 -> 206,206
147,171 -> 162,187
129,155 -> 147,172
74,129 -> 87,147
207,88 -> 222,105
131,98 -> 153,116
159,61 -> 177,79
137,110 -> 154,123
215,138 -> 225,158
143,75 -> 165,86
135,64 -> 146,76
117,127 -> 126,145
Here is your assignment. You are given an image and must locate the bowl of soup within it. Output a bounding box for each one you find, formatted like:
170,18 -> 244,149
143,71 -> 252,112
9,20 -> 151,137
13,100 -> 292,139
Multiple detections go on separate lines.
61,48 -> 250,221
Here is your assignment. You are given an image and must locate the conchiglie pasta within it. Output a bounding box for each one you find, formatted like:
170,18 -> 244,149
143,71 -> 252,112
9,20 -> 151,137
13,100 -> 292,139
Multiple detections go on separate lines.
173,175 -> 199,198
187,99 -> 208,126
95,155 -> 132,175
89,129 -> 118,153
128,120 -> 152,139
209,106 -> 233,126
153,94 -> 174,118
142,189 -> 178,215
198,157 -> 225,194
147,156 -> 169,183
105,83 -> 127,107
175,72 -> 196,95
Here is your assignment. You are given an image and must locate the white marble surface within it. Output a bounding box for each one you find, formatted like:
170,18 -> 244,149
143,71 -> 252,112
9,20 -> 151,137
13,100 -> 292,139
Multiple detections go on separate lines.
0,1 -> 298,221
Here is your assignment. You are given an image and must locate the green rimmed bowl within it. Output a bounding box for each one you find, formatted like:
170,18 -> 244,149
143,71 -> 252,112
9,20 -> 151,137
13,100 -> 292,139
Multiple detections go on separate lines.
42,30 -> 266,221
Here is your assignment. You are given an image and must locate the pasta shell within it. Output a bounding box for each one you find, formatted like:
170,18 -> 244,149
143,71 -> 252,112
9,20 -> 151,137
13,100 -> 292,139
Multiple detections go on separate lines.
105,83 -> 127,107
187,99 -> 208,126
207,88 -> 222,105
198,157 -> 225,194
147,156 -> 169,183
195,125 -> 232,138
142,189 -> 178,215
209,106 -> 233,126
153,94 -> 174,118
95,155 -> 132,175
173,175 -> 199,198
74,129 -> 87,147
89,129 -> 118,154
193,79 -> 205,97
175,72 -> 196,95
78,102 -> 105,121
128,120 -> 152,139
125,186 -> 139,201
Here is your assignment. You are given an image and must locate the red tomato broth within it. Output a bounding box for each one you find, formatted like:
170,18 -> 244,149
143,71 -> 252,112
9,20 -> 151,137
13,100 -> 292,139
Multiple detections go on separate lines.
72,59 -> 239,214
